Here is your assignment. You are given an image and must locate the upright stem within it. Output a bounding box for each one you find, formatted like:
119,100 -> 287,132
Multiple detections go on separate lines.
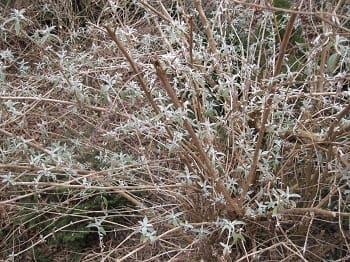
241,1 -> 302,202
193,0 -> 217,54
153,59 -> 243,217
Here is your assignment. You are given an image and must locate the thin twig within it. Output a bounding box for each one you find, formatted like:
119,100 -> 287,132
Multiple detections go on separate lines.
153,58 -> 243,217
241,1 -> 302,203
104,26 -> 161,116
323,102 -> 350,142
0,128 -> 57,162
276,207 -> 350,218
193,0 -> 217,54
104,24 -> 203,203
0,96 -> 106,112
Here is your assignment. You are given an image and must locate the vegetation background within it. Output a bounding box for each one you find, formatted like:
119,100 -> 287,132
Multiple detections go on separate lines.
0,0 -> 349,261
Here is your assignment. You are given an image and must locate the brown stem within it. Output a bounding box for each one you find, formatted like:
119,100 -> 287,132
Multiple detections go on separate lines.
153,58 -> 243,217
138,0 -> 172,23
323,102 -> 350,142
193,0 -> 217,54
241,1 -> 302,202
104,25 -> 204,204
274,207 -> 349,218
0,128 -> 57,163
104,26 -> 161,116
274,2 -> 302,76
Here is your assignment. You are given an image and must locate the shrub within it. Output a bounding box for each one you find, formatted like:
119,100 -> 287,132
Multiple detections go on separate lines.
0,0 -> 349,260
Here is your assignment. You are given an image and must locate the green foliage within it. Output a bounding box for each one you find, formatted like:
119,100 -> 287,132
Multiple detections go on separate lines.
5,192 -> 128,255
273,0 -> 292,9
32,248 -> 52,262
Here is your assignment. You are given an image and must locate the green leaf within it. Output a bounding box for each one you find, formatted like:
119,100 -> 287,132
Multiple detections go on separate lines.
15,22 -> 21,35
327,53 -> 338,73
273,0 -> 292,9
102,196 -> 108,209
231,232 -> 245,244
98,226 -> 106,236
